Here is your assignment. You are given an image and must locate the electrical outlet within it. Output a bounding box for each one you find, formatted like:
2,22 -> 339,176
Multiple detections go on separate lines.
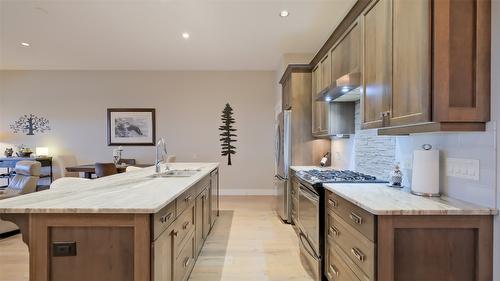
446,158 -> 480,181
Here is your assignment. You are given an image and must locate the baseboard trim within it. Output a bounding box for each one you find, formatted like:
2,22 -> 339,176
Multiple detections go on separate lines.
220,189 -> 277,196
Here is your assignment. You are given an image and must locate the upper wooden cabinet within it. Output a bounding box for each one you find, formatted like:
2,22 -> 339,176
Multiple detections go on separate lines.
360,0 -> 392,129
357,0 -> 491,134
331,20 -> 360,82
390,0 -> 431,127
320,53 -> 332,92
282,75 -> 292,110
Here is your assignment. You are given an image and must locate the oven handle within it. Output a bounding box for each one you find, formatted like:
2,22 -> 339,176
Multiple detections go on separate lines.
299,184 -> 319,203
299,231 -> 319,259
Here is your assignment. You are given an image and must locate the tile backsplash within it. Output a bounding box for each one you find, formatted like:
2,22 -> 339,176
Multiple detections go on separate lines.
332,102 -> 497,207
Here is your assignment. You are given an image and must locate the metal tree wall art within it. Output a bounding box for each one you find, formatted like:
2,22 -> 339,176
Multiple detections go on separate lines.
10,114 -> 51,135
219,103 -> 237,165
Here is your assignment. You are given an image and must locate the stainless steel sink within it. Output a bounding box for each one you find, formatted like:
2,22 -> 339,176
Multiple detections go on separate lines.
148,169 -> 200,178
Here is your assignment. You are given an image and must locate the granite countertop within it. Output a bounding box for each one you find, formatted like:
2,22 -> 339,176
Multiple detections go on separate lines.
324,183 -> 498,216
0,162 -> 219,214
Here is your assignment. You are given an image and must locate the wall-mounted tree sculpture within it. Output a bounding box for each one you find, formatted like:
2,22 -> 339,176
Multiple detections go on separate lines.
10,114 -> 51,135
219,103 -> 237,165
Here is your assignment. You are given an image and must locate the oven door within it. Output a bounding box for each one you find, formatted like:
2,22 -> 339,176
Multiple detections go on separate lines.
298,183 -> 320,253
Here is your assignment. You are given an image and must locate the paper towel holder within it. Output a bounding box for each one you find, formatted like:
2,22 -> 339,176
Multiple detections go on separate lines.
410,144 -> 441,197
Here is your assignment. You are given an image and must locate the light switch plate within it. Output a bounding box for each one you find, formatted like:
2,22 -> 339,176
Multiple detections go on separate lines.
446,158 -> 480,181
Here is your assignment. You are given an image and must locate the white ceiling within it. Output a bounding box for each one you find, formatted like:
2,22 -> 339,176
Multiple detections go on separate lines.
0,0 -> 356,70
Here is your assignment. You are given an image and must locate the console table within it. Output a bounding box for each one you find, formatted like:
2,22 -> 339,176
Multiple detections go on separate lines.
0,157 -> 53,188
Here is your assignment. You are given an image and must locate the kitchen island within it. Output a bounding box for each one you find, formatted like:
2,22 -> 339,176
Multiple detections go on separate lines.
0,162 -> 219,281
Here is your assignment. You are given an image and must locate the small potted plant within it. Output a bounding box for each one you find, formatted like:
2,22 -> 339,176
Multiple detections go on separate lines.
16,144 -> 33,158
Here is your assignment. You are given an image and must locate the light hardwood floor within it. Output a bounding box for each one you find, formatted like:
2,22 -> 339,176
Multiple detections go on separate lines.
0,196 -> 313,281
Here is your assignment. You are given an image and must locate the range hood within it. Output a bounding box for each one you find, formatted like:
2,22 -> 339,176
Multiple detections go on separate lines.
316,72 -> 361,102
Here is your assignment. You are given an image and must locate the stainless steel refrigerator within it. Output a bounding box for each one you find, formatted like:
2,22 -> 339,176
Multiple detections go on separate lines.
275,110 -> 291,222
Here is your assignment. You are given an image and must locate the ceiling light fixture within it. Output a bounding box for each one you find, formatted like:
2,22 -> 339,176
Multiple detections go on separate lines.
20,42 -> 30,47
280,10 -> 289,17
182,32 -> 190,39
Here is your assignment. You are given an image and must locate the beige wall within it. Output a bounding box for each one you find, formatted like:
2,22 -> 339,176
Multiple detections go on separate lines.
0,70 -> 276,195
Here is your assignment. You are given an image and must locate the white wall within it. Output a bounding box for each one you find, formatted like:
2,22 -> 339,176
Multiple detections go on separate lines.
0,70 -> 276,195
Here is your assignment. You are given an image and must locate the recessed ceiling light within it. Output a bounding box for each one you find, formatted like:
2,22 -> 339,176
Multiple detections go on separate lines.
20,42 -> 30,47
182,32 -> 190,39
280,10 -> 289,17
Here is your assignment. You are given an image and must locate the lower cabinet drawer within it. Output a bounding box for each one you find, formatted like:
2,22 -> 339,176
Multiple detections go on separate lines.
174,204 -> 195,255
327,210 -> 375,279
326,243 -> 361,281
174,231 -> 196,281
326,190 -> 375,241
153,202 -> 176,240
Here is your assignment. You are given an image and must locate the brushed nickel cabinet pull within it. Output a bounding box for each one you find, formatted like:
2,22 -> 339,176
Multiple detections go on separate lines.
351,247 -> 365,262
173,230 -> 179,236
329,226 -> 340,237
160,212 -> 173,223
183,257 -> 190,267
185,195 -> 192,202
330,265 -> 339,277
182,221 -> 190,229
328,199 -> 338,207
349,212 -> 363,224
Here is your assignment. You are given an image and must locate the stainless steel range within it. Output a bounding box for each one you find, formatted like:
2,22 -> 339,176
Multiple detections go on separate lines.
294,169 -> 387,281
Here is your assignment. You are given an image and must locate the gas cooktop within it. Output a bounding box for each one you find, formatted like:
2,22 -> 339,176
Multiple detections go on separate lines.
296,169 -> 388,186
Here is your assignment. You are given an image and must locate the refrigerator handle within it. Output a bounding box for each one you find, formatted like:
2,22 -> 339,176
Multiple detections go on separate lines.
275,123 -> 280,169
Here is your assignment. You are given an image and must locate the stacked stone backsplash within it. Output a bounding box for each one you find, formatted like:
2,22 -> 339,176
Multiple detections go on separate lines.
353,102 -> 396,180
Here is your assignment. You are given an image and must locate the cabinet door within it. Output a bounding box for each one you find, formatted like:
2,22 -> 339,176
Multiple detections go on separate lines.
331,20 -> 360,81
391,0 -> 431,126
319,102 -> 330,134
210,169 -> 218,227
320,53 -> 331,91
361,0 -> 392,129
202,189 -> 210,240
282,76 -> 292,110
312,65 -> 322,135
195,193 -> 204,254
153,224 -> 175,281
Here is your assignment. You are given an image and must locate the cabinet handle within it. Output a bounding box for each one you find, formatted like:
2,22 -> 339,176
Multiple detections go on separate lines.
172,230 -> 179,236
329,265 -> 339,277
349,212 -> 363,225
351,247 -> 365,262
329,226 -> 340,237
328,199 -> 338,208
183,257 -> 190,268
185,195 -> 192,202
182,221 -> 190,229
160,212 -> 173,223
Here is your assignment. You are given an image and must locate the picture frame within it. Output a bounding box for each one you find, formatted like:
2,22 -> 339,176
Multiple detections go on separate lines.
107,108 -> 156,146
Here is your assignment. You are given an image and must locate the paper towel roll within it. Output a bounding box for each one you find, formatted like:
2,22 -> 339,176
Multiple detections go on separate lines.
411,145 -> 440,196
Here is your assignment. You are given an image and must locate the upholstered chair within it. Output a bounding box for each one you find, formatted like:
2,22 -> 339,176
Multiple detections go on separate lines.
125,166 -> 143,172
0,161 -> 41,200
50,177 -> 90,189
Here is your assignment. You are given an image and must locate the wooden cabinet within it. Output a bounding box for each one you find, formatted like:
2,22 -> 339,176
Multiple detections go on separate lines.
320,53 -> 331,92
358,0 -> 491,133
153,223 -> 175,281
210,169 -> 218,227
152,173 -> 218,281
282,76 -> 292,110
331,20 -> 360,81
360,0 -> 392,129
311,64 -> 331,137
324,189 -> 494,281
390,0 -> 430,127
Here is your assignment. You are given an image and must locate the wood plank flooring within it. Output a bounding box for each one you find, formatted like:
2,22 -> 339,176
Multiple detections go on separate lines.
0,196 -> 313,281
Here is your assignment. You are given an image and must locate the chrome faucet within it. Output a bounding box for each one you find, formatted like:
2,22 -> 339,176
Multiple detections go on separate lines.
155,138 -> 168,173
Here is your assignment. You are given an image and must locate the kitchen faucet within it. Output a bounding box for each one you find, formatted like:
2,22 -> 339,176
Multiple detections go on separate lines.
155,138 -> 168,173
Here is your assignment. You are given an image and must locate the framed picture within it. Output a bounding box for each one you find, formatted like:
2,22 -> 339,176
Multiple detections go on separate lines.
107,108 -> 156,146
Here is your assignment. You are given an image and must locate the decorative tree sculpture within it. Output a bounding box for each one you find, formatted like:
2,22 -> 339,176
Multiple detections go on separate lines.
10,114 -> 51,135
219,103 -> 237,165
